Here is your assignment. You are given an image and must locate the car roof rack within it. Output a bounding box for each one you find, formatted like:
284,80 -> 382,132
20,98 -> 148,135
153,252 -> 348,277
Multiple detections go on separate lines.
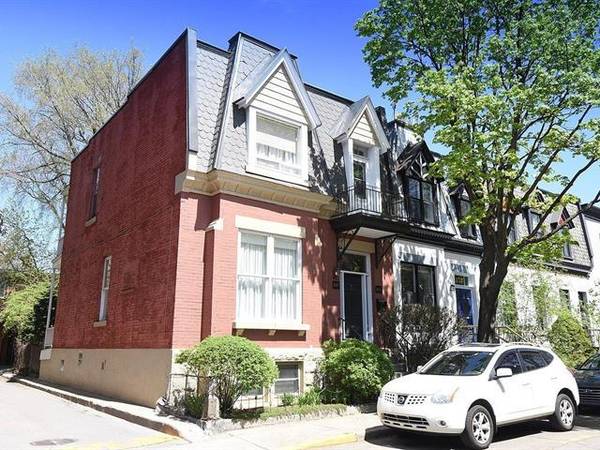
452,343 -> 502,347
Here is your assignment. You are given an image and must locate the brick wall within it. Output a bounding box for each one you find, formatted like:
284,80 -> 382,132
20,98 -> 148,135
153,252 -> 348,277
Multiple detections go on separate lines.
176,193 -> 341,348
53,36 -> 188,349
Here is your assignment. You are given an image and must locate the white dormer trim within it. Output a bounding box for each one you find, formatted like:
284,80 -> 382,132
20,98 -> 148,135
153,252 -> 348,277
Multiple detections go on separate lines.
234,49 -> 321,130
333,97 -> 390,153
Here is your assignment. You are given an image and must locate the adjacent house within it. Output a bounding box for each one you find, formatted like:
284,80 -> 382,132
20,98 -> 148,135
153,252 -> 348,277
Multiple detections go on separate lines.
38,28 -> 597,407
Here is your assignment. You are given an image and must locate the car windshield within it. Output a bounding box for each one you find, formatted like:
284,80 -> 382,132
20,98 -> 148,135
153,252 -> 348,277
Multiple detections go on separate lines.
421,351 -> 494,376
579,354 -> 600,370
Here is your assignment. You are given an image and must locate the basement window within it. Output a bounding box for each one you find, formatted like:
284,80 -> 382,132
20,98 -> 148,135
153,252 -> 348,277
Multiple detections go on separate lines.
274,363 -> 300,395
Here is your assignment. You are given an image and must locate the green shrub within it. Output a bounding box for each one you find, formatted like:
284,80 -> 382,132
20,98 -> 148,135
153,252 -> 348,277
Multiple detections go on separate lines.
319,339 -> 394,405
0,281 -> 50,343
297,388 -> 321,406
549,310 -> 595,368
280,392 -> 296,407
184,394 -> 206,419
176,336 -> 278,417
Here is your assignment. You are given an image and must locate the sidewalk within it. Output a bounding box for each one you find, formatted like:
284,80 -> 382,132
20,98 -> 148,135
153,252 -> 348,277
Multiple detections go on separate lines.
2,372 -> 386,449
0,372 -> 205,442
192,413 -> 386,450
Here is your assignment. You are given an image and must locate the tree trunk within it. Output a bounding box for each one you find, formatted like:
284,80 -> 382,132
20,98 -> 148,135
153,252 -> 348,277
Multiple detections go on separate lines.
477,238 -> 510,342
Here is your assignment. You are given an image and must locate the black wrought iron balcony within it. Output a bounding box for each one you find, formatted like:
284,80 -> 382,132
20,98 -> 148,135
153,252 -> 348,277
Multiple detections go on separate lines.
333,184 -> 406,220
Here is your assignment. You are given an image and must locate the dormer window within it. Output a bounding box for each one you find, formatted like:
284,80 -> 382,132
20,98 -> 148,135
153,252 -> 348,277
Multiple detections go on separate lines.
247,107 -> 308,184
255,114 -> 301,177
234,49 -> 321,186
452,188 -> 477,239
406,177 -> 437,225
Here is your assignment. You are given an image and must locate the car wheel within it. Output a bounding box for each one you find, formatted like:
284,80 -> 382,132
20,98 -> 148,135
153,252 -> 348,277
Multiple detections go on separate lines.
460,405 -> 494,450
550,393 -> 575,431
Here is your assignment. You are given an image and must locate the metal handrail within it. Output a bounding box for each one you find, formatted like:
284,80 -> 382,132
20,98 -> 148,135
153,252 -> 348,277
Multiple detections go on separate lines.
334,184 -> 405,219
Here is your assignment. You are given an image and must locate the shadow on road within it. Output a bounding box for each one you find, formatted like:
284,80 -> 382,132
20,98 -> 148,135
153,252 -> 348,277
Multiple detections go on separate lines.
364,408 -> 600,449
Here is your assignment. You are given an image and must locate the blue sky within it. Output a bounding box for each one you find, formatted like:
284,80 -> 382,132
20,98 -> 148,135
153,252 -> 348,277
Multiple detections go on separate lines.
0,0 -> 597,202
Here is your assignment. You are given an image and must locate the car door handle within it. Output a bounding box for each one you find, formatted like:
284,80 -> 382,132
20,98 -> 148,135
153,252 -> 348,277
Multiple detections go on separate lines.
551,376 -> 558,381
522,382 -> 531,386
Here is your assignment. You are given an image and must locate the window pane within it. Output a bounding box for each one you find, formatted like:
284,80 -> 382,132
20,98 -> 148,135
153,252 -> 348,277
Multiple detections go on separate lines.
102,257 -> 111,289
422,182 -> 433,202
417,266 -> 435,305
353,161 -> 365,182
274,238 -> 298,278
423,203 -> 435,224
272,279 -> 299,321
240,234 -> 267,275
401,264 -> 416,304
237,276 -> 266,320
408,178 -> 421,198
274,363 -> 299,394
408,198 -> 422,221
256,116 -> 299,175
520,351 -> 548,371
496,351 -> 522,374
340,253 -> 366,273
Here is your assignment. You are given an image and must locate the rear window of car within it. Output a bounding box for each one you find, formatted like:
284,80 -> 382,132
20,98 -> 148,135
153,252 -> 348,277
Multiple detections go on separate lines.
519,350 -> 548,372
541,351 -> 554,365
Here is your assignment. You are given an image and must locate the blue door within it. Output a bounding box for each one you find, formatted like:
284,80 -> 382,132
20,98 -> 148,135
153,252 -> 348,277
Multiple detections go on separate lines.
456,288 -> 474,342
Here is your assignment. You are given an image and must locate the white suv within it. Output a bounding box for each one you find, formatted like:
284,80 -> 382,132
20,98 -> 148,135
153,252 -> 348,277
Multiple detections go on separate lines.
377,343 -> 579,449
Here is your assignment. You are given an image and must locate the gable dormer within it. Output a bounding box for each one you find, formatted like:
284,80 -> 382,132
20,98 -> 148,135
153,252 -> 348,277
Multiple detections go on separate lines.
332,97 -> 390,197
396,141 -> 439,226
234,49 -> 320,185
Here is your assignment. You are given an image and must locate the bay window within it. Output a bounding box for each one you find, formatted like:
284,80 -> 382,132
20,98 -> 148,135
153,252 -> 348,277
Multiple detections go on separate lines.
237,231 -> 301,323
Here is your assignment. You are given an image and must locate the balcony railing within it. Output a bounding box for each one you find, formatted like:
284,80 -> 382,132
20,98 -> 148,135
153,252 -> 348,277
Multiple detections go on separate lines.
334,184 -> 406,220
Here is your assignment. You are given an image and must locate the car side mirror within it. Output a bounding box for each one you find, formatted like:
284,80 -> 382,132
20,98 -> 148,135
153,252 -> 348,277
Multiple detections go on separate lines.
495,367 -> 513,379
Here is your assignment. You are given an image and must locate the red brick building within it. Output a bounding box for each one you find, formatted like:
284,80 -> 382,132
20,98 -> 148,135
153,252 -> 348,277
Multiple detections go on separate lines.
44,28 -> 577,407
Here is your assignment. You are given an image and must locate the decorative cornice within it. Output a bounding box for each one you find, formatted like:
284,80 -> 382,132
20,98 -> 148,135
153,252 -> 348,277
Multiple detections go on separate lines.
175,169 -> 336,217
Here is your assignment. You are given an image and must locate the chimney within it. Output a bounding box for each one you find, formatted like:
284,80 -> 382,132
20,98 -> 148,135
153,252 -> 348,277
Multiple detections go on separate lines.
375,106 -> 387,126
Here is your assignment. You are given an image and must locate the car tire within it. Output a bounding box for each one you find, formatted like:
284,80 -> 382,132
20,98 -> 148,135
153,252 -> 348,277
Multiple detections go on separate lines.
460,405 -> 494,450
550,393 -> 575,431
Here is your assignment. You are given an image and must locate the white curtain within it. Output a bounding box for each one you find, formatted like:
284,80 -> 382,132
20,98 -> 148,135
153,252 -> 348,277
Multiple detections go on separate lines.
272,238 -> 299,321
238,233 -> 267,320
237,233 -> 300,323
256,115 -> 299,175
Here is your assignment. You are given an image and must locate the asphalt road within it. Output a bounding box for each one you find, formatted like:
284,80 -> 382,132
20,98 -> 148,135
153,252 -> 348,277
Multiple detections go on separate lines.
321,410 -> 600,450
0,378 -> 183,450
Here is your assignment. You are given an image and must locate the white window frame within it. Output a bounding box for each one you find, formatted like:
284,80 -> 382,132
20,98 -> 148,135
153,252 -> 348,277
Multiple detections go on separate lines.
236,230 -> 303,325
99,256 -> 111,321
246,106 -> 309,185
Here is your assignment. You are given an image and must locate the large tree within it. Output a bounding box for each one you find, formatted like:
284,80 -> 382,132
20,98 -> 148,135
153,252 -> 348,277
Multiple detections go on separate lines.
357,0 -> 600,341
0,46 -> 143,226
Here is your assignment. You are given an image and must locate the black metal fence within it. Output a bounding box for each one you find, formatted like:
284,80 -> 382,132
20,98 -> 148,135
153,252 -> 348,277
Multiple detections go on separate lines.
334,184 -> 405,219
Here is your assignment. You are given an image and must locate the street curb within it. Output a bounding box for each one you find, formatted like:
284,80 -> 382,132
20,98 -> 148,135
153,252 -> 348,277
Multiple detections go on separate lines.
282,425 -> 390,450
6,375 -> 184,439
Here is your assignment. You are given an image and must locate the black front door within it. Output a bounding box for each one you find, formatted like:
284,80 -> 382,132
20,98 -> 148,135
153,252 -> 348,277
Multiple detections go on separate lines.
343,273 -> 364,339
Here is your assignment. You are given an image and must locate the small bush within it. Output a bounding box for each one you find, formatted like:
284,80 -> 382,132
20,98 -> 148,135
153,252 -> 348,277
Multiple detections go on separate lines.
280,393 -> 296,407
379,304 -> 465,373
319,339 -> 394,405
549,310 -> 595,368
184,394 -> 206,419
297,388 -> 321,406
176,336 -> 278,418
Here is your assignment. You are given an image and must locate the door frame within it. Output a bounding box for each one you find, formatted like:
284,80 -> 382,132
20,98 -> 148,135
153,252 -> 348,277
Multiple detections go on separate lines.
455,286 -> 475,326
340,252 -> 373,342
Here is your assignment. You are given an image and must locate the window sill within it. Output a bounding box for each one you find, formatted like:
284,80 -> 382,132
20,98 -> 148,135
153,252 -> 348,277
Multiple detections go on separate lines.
246,165 -> 308,188
85,216 -> 97,227
233,321 -> 310,336
93,320 -> 107,328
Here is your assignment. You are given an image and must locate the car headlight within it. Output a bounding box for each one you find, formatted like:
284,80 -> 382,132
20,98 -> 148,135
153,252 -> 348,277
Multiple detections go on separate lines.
431,387 -> 459,404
